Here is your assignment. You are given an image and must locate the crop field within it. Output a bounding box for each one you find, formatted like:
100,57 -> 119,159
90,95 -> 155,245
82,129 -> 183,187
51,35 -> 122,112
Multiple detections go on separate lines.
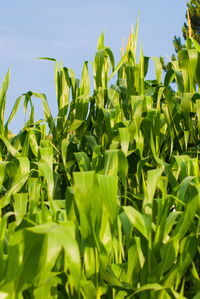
0,24 -> 199,298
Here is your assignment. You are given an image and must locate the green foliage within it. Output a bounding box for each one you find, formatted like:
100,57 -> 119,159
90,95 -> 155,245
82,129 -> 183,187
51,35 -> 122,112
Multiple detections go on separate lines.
174,0 -> 200,52
0,24 -> 199,298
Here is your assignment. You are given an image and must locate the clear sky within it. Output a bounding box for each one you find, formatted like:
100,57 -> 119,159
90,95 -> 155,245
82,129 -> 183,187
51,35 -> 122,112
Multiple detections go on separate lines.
0,0 -> 187,132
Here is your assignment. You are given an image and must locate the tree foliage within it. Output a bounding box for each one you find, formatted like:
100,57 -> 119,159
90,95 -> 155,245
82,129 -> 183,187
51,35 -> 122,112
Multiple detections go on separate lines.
174,0 -> 200,52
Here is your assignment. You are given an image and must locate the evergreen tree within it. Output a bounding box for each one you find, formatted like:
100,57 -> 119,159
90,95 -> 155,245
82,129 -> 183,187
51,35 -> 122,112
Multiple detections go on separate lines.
174,0 -> 200,52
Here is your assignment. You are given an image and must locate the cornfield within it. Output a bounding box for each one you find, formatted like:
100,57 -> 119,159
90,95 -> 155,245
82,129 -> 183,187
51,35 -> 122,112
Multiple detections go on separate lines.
0,23 -> 199,298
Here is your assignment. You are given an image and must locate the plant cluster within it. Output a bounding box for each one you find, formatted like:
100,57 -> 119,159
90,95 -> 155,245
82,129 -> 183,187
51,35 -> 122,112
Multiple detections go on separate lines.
0,23 -> 199,298
174,0 -> 200,52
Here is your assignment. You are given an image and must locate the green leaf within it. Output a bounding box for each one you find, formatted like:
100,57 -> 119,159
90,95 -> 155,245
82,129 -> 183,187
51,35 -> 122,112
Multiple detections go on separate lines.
0,69 -> 10,135
104,150 -> 119,176
143,168 -> 163,215
133,283 -> 164,295
37,57 -> 56,61
80,61 -> 90,97
119,127 -> 130,156
0,135 -> 21,157
123,206 -> 151,241
97,174 -> 118,225
152,57 -> 162,84
13,193 -> 28,225
74,152 -> 90,171
97,32 -> 104,50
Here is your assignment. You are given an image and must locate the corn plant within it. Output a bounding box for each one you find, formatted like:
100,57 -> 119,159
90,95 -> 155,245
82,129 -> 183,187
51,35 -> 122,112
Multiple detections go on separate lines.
0,22 -> 199,298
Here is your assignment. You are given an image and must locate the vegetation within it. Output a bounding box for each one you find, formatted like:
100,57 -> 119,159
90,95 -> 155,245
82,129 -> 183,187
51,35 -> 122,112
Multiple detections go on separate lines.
174,0 -> 200,52
0,21 -> 199,298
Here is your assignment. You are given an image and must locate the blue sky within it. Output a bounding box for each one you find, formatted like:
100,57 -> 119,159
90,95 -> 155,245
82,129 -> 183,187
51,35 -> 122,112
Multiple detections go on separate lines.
0,0 -> 187,132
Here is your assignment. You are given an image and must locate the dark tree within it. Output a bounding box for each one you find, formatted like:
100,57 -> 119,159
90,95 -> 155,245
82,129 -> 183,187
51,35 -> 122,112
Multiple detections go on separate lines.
174,0 -> 200,52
